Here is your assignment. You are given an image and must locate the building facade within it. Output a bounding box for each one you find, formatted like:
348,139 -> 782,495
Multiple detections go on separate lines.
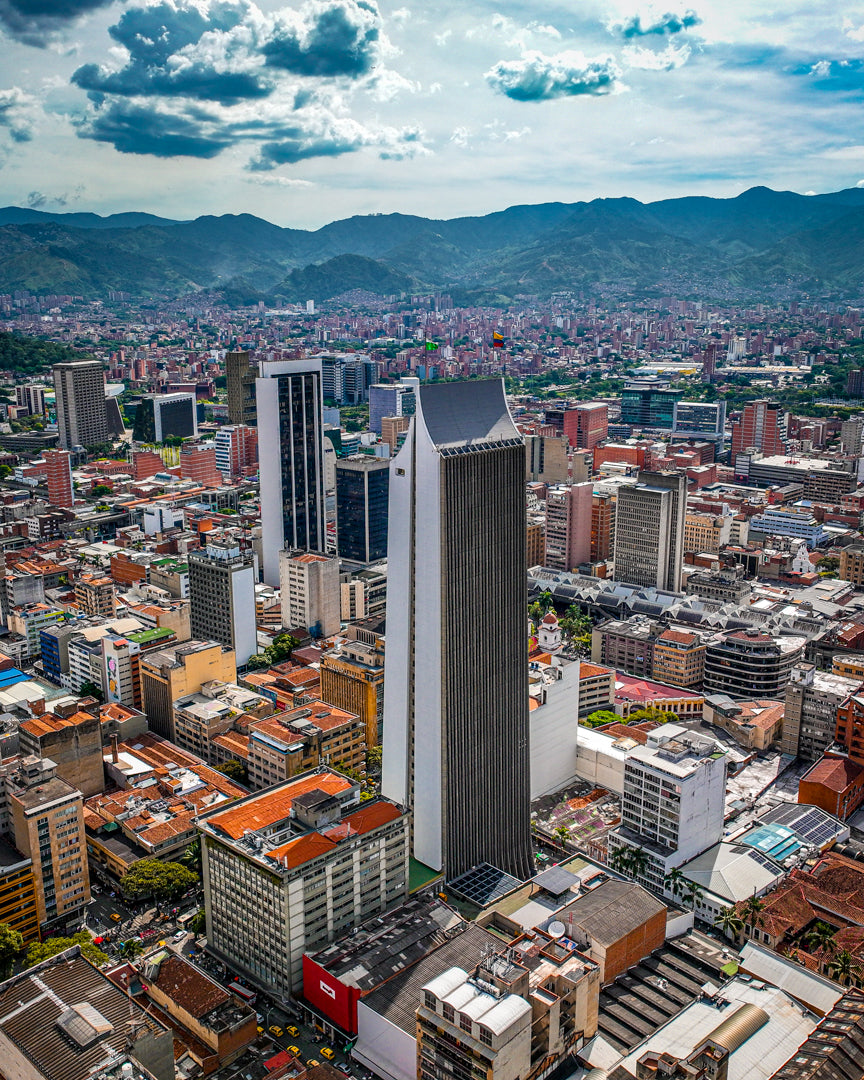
613,471 -> 686,592
257,358 -> 326,585
189,538 -> 257,667
544,482 -> 592,572
53,360 -> 110,450
226,350 -> 257,426
382,379 -> 533,880
279,550 -> 341,638
335,455 -> 390,564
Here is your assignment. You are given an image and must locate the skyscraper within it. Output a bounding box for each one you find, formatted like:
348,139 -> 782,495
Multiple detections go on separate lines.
382,379 -> 533,880
335,455 -> 390,564
43,449 -> 73,509
53,360 -> 111,450
226,350 -> 257,426
257,358 -> 325,585
730,399 -> 787,456
613,470 -> 687,592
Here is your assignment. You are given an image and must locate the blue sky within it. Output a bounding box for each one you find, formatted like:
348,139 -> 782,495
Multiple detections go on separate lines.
1,0 -> 864,226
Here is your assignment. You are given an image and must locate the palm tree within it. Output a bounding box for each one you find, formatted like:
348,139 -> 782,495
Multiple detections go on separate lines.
742,894 -> 765,939
683,881 -> 704,910
664,868 -> 686,898
608,847 -> 633,876
553,825 -> 569,847
714,906 -> 744,940
806,921 -> 837,958
828,949 -> 859,986
628,847 -> 649,880
179,838 -> 201,875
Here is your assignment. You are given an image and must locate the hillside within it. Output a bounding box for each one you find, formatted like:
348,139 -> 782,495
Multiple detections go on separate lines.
3,186 -> 864,302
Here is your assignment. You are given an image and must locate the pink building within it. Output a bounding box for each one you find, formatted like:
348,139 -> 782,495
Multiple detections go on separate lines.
544,481 -> 592,571
44,449 -> 73,509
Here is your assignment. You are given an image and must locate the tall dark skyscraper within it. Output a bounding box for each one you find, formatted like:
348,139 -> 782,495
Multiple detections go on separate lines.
226,349 -> 257,426
257,359 -> 325,585
335,455 -> 390,564
381,379 -> 533,881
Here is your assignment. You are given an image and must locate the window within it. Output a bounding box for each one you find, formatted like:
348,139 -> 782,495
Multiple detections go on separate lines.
443,1004 -> 455,1023
479,1027 -> 493,1046
460,1014 -> 472,1033
424,991 -> 436,1010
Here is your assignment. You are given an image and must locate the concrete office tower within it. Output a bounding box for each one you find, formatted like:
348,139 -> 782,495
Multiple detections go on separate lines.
335,455 -> 390,564
730,399 -> 787,456
841,417 -> 864,455
368,382 -> 415,435
613,470 -> 687,592
43,449 -> 73,509
15,384 -> 46,416
226,350 -> 257,426
382,379 -> 533,881
279,550 -> 341,638
525,434 -> 568,484
544,482 -> 592,571
257,358 -> 325,585
53,360 -> 110,449
189,538 -> 257,666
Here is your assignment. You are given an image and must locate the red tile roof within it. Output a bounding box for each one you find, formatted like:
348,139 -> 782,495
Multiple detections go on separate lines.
801,754 -> 864,793
208,772 -> 353,839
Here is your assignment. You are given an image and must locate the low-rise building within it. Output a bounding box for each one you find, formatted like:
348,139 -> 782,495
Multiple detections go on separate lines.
199,767 -> 409,996
319,622 -> 385,749
782,663 -> 863,761
651,628 -> 706,688
703,696 -> 784,751
703,629 -> 805,700
578,662 -> 616,716
247,701 -> 367,789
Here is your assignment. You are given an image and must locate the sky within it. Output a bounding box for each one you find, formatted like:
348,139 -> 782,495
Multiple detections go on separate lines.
1,0 -> 864,227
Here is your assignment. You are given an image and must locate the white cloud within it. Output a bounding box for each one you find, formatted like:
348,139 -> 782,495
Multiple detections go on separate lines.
622,42 -> 691,70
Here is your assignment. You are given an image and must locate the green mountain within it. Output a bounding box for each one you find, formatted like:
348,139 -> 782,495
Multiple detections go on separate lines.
3,186 -> 864,302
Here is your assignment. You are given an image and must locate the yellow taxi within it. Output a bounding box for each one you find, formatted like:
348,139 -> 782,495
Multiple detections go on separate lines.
306,1061 -> 320,1069
286,1025 -> 299,1037
110,913 -> 122,922
269,1025 -> 283,1038
287,1046 -> 301,1057
321,1048 -> 335,1060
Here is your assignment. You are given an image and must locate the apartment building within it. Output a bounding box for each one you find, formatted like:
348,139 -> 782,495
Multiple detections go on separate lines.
0,839 -> 39,943
544,483 -> 592,572
608,726 -> 726,894
683,512 -> 731,555
578,663 -> 616,716
279,550 -> 341,639
74,575 -> 116,618
319,624 -> 385,748
783,662 -> 864,761
199,767 -> 409,995
3,756 -> 89,934
140,640 -> 237,742
189,538 -> 256,667
18,707 -> 104,798
840,542 -> 864,587
651,628 -> 706,688
172,681 -> 273,763
247,701 -> 366,789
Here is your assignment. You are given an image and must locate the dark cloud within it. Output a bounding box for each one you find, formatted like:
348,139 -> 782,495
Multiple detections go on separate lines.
262,0 -> 381,77
74,100 -> 233,157
71,2 -> 271,106
618,9 -> 701,38
0,0 -> 113,46
250,130 -> 362,167
26,189 -> 68,207
486,52 -> 621,102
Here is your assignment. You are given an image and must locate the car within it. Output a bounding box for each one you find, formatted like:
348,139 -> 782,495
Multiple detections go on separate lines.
173,930 -> 185,941
269,1026 -> 283,1038
286,1025 -> 299,1037
256,1026 -> 263,1035
337,1066 -> 352,1077
286,1046 -> 300,1056
306,1062 -> 320,1070
109,913 -> 121,922
321,1048 -> 335,1060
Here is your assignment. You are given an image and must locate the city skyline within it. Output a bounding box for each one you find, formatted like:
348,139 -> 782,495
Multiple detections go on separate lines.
0,1 -> 862,226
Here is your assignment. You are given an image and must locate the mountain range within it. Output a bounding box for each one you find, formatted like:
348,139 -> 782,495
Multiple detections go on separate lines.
4,185 -> 864,304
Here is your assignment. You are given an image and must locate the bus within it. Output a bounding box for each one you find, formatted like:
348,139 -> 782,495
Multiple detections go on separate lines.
177,910 -> 198,927
229,981 -> 257,1006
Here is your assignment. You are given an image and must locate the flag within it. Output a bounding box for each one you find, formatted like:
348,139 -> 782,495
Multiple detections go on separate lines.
425,341 -> 439,351
492,332 -> 505,348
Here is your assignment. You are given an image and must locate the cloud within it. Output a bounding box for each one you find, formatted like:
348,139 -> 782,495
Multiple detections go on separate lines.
74,100 -> 236,157
0,0 -> 113,47
796,58 -> 864,95
614,9 -> 701,39
622,42 -> 690,70
0,86 -> 37,141
485,51 -> 622,102
245,174 -> 315,186
25,188 -> 82,207
262,0 -> 382,77
248,114 -> 426,167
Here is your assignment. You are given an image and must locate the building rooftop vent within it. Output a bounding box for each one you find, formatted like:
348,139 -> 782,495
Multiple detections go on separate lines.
56,1002 -> 114,1048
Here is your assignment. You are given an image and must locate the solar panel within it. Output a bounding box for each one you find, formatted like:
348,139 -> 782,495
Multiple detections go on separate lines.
747,850 -> 778,872
447,862 -> 523,907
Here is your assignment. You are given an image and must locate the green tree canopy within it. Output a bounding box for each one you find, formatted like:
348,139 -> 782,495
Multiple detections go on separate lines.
627,706 -> 679,725
583,710 -> 620,729
213,760 -> 247,785
0,922 -> 24,975
121,859 -> 198,900
26,932 -> 108,968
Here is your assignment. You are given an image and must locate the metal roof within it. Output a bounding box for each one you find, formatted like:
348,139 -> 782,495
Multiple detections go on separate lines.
418,380 -> 518,449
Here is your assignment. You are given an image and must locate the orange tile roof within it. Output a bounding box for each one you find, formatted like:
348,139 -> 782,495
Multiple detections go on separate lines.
657,629 -> 699,646
579,663 -> 614,680
802,755 -> 864,793
21,711 -> 95,736
267,831 -> 337,869
208,772 -> 353,839
339,800 -> 402,835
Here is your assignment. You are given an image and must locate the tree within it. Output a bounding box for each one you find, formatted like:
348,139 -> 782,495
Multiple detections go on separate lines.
0,922 -> 24,975
26,932 -> 108,968
213,760 -> 248,785
78,680 -> 104,703
190,909 -> 207,935
806,921 -> 837,957
244,632 -> 299,672
334,762 -> 365,785
528,590 -> 554,627
628,847 -> 649,879
683,880 -> 704,910
583,710 -> 620,729
742,894 -> 766,938
714,906 -> 744,939
627,706 -> 679,725
365,745 -> 382,774
828,949 -> 861,986
179,838 -> 201,875
560,604 -> 591,641
118,938 -> 143,959
664,867 -> 686,898
91,484 -> 112,497
554,825 -> 570,847
121,859 -> 198,900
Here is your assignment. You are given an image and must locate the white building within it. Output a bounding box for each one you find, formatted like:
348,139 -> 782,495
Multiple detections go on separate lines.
608,725 -> 727,892
188,538 -> 257,666
279,550 -> 341,638
529,659 -> 580,798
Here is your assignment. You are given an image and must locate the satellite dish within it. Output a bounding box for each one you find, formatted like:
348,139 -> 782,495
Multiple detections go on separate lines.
548,921 -> 566,938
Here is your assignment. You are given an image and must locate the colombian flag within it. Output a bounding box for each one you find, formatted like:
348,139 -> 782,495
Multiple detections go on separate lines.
492,332 -> 505,348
